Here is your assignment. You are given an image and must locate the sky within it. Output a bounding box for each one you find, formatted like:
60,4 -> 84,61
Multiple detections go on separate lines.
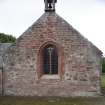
0,0 -> 105,55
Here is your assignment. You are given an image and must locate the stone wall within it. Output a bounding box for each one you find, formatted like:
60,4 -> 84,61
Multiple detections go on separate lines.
0,43 -> 12,95
3,12 -> 102,97
0,69 -> 2,95
87,43 -> 102,94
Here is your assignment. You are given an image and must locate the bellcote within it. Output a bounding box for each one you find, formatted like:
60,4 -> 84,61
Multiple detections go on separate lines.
44,0 -> 57,12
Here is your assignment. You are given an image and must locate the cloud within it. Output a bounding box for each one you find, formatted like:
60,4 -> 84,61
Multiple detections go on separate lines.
0,0 -> 7,3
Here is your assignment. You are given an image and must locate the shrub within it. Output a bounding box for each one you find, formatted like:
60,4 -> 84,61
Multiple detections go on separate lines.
102,57 -> 105,73
0,33 -> 16,43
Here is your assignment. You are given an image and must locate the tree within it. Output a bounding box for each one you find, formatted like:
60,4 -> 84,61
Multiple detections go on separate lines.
102,57 -> 105,73
0,33 -> 16,43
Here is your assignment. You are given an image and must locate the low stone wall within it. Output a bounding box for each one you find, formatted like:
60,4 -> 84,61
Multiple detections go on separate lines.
0,43 -> 12,95
0,69 -> 2,95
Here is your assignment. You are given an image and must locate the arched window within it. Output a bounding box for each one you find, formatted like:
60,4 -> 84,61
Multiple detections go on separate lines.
42,44 -> 58,74
37,42 -> 64,79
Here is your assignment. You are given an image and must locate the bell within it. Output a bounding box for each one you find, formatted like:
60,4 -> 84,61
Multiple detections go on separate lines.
49,3 -> 52,8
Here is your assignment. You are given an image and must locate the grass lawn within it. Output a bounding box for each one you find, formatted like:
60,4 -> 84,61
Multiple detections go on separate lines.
0,74 -> 105,105
0,96 -> 105,105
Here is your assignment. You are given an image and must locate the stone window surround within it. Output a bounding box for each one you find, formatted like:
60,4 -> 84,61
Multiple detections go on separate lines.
37,41 -> 64,80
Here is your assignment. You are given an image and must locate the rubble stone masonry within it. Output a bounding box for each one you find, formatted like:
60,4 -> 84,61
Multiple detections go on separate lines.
0,12 -> 102,97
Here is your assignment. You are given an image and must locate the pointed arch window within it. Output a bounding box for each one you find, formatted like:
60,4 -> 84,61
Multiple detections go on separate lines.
43,44 -> 58,74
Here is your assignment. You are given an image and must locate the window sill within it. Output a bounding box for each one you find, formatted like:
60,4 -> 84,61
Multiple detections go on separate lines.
41,75 -> 60,80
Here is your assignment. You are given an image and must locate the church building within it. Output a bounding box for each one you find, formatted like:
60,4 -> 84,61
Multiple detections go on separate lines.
0,0 -> 102,97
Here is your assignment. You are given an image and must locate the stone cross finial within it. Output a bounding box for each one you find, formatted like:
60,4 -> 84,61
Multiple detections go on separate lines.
44,0 -> 57,12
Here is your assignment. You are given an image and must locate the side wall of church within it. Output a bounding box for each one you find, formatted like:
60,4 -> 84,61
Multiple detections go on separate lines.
0,69 -> 2,95
87,43 -> 102,94
0,43 -> 12,95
